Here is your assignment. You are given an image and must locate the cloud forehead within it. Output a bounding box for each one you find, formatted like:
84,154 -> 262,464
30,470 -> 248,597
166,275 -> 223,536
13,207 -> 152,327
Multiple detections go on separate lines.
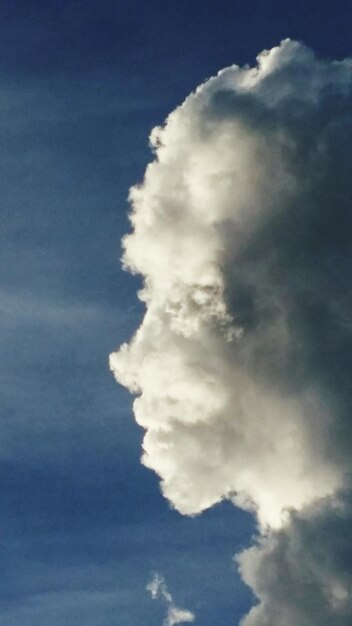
111,38 -> 352,529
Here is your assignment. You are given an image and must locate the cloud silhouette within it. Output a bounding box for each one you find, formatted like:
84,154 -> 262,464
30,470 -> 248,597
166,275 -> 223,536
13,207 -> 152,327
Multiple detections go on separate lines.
111,40 -> 352,622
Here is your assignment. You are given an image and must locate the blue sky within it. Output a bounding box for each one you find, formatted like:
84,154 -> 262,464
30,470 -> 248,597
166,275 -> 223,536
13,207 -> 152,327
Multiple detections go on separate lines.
1,1 -> 351,624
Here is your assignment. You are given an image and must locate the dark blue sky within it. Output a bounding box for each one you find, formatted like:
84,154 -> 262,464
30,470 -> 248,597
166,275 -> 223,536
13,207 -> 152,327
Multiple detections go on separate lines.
1,1 -> 351,624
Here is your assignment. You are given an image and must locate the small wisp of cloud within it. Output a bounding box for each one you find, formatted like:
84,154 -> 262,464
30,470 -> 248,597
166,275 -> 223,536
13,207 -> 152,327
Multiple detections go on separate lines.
147,573 -> 195,626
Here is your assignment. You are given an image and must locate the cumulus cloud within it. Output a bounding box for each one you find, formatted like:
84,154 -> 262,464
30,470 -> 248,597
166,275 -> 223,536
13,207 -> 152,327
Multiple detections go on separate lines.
237,492 -> 352,625
147,573 -> 195,626
111,39 -> 352,623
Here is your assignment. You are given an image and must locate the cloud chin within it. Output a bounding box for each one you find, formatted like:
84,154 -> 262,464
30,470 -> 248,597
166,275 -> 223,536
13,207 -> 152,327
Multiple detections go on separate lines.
111,38 -> 352,622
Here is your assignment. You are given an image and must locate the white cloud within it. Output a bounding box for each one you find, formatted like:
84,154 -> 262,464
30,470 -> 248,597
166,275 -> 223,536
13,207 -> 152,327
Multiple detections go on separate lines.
111,39 -> 352,623
165,606 -> 195,626
147,573 -> 195,626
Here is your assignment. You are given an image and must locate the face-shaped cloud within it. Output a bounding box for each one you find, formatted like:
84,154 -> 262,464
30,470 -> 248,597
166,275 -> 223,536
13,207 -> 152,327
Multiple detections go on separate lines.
111,39 -> 352,527
110,39 -> 352,622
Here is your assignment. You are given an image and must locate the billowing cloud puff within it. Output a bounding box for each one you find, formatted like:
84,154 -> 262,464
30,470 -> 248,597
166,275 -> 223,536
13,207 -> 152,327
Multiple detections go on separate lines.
111,38 -> 352,527
111,39 -> 352,623
237,492 -> 352,625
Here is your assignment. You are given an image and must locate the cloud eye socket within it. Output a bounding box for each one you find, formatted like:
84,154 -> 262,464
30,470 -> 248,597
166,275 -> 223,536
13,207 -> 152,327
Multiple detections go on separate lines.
225,283 -> 257,331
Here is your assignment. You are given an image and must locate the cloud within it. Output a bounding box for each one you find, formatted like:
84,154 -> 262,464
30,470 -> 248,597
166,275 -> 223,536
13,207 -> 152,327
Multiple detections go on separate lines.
147,573 -> 195,625
111,39 -> 352,622
237,491 -> 352,625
